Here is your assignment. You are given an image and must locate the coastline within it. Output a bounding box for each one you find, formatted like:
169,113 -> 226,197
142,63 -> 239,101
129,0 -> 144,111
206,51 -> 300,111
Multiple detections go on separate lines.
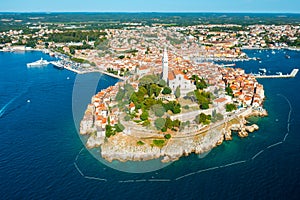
82,106 -> 267,163
63,66 -> 126,80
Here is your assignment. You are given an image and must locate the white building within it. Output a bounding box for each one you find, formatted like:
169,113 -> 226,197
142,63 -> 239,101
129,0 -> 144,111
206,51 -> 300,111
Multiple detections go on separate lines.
161,48 -> 196,96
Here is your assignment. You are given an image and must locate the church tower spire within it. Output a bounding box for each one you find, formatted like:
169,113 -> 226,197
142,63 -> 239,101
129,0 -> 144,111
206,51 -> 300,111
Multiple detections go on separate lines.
162,47 -> 169,83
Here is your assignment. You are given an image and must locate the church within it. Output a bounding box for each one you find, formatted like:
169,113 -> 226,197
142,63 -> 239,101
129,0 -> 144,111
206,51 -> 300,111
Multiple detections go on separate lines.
161,48 -> 196,96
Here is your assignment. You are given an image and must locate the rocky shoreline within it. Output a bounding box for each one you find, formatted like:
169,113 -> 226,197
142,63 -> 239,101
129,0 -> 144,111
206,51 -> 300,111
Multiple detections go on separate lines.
80,107 -> 267,163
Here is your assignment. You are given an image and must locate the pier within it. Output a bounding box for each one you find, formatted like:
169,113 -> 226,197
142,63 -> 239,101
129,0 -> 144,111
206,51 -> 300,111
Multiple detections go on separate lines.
221,64 -> 236,67
254,69 -> 298,79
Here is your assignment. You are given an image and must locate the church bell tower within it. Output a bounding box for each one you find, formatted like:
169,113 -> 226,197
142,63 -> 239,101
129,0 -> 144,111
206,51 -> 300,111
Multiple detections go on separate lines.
162,48 -> 169,83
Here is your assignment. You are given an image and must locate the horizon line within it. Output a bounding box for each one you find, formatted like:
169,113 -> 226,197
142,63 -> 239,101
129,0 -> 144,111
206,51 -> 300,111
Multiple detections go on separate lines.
1,11 -> 300,14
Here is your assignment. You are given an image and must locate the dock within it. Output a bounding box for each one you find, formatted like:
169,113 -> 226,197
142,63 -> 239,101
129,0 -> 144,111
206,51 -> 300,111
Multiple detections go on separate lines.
254,69 -> 298,79
221,64 -> 236,67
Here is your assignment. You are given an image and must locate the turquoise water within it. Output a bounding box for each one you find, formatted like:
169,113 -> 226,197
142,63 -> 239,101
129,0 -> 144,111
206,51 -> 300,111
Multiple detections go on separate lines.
0,50 -> 299,199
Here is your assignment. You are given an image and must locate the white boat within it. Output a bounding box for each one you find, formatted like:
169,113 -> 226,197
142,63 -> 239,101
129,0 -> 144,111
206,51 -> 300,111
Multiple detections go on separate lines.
259,68 -> 267,74
271,50 -> 276,54
27,58 -> 49,67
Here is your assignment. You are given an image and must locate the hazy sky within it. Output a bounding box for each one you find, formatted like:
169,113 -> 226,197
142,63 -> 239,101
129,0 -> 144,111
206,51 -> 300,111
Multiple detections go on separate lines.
1,0 -> 300,13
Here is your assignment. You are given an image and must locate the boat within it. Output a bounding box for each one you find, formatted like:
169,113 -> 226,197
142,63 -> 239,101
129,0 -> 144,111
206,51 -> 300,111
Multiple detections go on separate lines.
27,58 -> 49,67
271,50 -> 276,54
259,68 -> 267,74
50,61 -> 64,69
285,54 -> 291,59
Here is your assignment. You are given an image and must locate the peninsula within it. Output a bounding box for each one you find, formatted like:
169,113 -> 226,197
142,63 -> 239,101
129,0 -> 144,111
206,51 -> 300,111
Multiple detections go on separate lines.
80,48 -> 267,162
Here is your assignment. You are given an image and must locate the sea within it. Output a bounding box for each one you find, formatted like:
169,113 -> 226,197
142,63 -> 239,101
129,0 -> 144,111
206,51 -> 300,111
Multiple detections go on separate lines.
0,49 -> 299,199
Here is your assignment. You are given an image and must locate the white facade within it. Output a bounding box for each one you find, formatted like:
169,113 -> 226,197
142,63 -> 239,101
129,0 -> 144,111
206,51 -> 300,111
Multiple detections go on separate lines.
162,48 -> 169,83
161,48 -> 196,96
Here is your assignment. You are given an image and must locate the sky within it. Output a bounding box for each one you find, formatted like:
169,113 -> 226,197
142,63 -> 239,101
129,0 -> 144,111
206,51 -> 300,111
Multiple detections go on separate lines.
1,0 -> 300,13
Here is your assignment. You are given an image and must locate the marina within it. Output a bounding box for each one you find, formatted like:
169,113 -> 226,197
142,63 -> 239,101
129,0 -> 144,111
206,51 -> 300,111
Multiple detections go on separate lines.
50,61 -> 64,69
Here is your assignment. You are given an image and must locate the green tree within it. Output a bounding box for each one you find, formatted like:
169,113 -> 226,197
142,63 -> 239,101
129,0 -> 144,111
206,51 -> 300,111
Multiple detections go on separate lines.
70,47 -> 76,55
173,104 -> 181,114
173,119 -> 181,128
162,87 -> 172,95
124,115 -> 131,121
150,84 -> 162,97
152,139 -> 165,148
164,134 -> 171,139
140,110 -> 149,121
154,118 -> 166,130
151,104 -> 165,117
183,105 -> 189,110
161,127 -> 167,132
226,103 -> 237,112
142,120 -> 150,126
144,98 -> 157,110
105,125 -> 114,138
139,77 -> 153,88
175,86 -> 181,98
114,122 -> 125,132
158,79 -> 167,87
165,117 -> 173,129
225,86 -> 233,97
195,113 -> 211,124
195,78 -> 208,90
137,141 -> 145,145
201,102 -> 209,110
124,83 -> 135,97
116,88 -> 125,101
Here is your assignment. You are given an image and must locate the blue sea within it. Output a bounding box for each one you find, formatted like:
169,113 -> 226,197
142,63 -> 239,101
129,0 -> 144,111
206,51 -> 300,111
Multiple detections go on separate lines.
0,50 -> 299,199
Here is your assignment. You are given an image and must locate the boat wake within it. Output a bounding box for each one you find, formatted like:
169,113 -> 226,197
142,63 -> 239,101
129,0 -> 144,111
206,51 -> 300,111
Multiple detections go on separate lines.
0,96 -> 18,118
0,84 -> 31,118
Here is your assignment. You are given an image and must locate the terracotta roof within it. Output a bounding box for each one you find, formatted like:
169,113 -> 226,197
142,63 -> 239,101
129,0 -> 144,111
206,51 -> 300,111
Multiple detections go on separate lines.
139,66 -> 148,70
245,96 -> 252,101
168,71 -> 175,80
168,70 -> 189,81
129,102 -> 135,108
214,97 -> 227,103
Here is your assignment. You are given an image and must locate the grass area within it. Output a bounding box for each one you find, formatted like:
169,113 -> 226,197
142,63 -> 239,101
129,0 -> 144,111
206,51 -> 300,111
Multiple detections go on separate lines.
178,97 -> 194,106
180,106 -> 200,113
137,141 -> 145,145
152,139 -> 165,148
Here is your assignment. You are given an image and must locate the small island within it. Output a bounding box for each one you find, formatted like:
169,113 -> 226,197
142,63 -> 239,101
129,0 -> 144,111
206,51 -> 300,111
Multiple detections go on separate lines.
80,48 -> 267,163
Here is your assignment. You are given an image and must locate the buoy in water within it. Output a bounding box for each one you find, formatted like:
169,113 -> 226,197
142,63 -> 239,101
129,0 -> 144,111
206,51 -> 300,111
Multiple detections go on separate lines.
27,100 -> 31,103
67,77 -> 70,80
